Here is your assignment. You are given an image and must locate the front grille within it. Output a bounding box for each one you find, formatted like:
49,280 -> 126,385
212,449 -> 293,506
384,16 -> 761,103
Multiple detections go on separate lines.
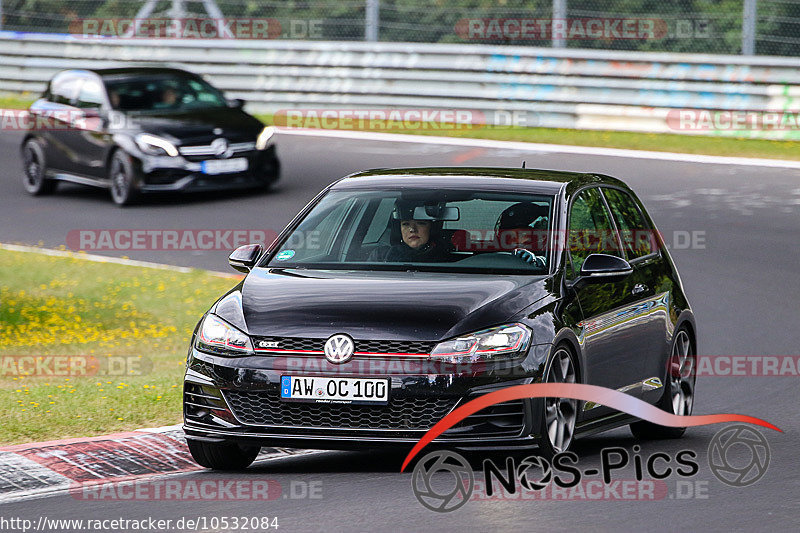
145,168 -> 188,184
252,337 -> 434,355
450,399 -> 526,437
224,389 -> 457,430
179,142 -> 255,157
184,383 -> 225,410
357,340 -> 434,354
184,383 -> 228,422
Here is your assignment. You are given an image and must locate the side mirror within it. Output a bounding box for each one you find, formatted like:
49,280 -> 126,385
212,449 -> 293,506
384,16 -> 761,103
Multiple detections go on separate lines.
572,253 -> 632,289
72,107 -> 105,130
228,243 -> 262,273
228,98 -> 246,109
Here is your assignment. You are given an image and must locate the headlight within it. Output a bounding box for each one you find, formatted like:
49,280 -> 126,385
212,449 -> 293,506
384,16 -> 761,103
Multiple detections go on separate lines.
195,314 -> 253,356
430,323 -> 531,362
256,126 -> 276,150
135,133 -> 179,157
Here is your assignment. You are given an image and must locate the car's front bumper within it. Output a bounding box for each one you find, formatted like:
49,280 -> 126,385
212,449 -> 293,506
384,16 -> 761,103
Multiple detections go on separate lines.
136,145 -> 279,193
183,346 -> 550,451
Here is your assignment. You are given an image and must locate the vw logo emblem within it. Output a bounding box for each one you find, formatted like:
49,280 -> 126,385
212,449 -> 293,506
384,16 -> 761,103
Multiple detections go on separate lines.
211,137 -> 233,158
324,334 -> 354,364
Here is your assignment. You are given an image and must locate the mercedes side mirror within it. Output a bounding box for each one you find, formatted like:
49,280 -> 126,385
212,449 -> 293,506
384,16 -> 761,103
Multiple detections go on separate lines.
228,243 -> 262,273
82,107 -> 102,118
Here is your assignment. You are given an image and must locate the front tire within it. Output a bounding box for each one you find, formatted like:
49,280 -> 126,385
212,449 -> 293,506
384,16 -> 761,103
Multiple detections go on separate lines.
187,440 -> 260,470
109,150 -> 140,206
535,345 -> 578,457
22,138 -> 57,195
630,328 -> 696,439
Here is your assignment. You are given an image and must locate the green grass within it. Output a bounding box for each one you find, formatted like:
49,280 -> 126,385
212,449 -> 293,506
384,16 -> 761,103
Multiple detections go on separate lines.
0,248 -> 241,444
256,113 -> 800,161
0,93 -> 36,110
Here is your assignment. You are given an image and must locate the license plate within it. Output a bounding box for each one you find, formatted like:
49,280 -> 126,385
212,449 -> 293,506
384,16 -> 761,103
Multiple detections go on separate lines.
200,158 -> 248,175
280,376 -> 389,405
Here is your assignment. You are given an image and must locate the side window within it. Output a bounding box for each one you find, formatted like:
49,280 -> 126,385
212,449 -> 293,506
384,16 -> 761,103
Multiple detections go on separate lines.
313,198 -> 355,246
568,188 -> 622,277
278,198 -> 355,261
76,79 -> 105,109
362,198 -> 396,244
50,74 -> 82,105
602,188 -> 655,260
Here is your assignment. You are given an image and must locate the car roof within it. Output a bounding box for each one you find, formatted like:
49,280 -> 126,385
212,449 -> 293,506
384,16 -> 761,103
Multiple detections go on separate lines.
331,167 -> 629,195
69,67 -> 197,79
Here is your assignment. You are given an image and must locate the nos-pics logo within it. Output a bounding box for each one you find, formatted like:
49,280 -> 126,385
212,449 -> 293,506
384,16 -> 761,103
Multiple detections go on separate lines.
411,424 -> 770,512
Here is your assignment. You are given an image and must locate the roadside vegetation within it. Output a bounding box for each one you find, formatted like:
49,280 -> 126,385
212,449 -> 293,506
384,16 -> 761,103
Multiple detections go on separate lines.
257,113 -> 800,161
0,94 -> 36,110
0,248 -> 240,444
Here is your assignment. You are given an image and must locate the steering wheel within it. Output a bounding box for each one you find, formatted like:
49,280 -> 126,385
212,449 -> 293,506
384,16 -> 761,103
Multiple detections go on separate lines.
512,248 -> 547,268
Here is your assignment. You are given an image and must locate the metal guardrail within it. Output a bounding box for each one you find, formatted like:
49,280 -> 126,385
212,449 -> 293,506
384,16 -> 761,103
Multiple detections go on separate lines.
2,32 -> 798,140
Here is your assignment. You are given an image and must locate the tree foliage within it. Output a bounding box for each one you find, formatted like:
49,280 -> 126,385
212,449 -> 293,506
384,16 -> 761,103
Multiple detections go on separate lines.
1,0 -> 797,56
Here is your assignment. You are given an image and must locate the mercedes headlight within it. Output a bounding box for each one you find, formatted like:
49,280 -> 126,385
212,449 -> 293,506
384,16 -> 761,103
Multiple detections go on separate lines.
135,133 -> 179,157
256,126 -> 276,150
430,323 -> 531,362
195,314 -> 253,356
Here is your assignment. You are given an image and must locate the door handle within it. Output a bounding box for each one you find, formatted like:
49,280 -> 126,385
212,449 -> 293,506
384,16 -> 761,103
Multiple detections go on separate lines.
632,283 -> 648,295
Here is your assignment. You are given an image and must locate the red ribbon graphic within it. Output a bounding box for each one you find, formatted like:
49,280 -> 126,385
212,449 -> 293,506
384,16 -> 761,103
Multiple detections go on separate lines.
401,383 -> 781,472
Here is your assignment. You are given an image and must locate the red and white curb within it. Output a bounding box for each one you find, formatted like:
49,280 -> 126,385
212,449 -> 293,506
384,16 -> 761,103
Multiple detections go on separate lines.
0,425 -> 316,504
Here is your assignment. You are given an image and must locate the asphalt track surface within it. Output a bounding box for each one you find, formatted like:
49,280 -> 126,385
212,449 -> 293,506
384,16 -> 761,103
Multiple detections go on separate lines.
1,129 -> 799,531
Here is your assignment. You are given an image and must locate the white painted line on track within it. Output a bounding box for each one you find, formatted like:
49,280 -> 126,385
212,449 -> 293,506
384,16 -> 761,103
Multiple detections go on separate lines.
134,424 -> 183,433
0,243 -> 241,279
276,128 -> 800,169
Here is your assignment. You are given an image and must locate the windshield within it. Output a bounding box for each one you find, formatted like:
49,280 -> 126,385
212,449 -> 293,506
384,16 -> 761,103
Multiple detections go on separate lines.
265,189 -> 555,274
104,75 -> 228,112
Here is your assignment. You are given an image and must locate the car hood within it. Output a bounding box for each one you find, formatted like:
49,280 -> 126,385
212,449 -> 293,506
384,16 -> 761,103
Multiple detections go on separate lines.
230,268 -> 552,341
122,107 -> 264,143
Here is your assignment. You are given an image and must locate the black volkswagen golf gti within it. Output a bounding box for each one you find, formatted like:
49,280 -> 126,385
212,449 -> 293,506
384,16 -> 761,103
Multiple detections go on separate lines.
21,67 -> 279,205
184,168 -> 697,469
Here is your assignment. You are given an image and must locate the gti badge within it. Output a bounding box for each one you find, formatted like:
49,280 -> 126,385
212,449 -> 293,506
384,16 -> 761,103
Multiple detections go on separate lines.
257,340 -> 280,349
324,334 -> 355,364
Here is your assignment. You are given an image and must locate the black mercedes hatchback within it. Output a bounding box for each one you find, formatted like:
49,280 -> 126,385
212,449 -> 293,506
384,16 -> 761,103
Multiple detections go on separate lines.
184,168 -> 697,470
21,67 -> 279,205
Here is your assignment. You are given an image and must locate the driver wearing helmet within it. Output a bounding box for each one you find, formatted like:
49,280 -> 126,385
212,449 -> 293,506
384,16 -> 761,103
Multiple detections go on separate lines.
495,202 -> 549,267
368,200 -> 453,262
